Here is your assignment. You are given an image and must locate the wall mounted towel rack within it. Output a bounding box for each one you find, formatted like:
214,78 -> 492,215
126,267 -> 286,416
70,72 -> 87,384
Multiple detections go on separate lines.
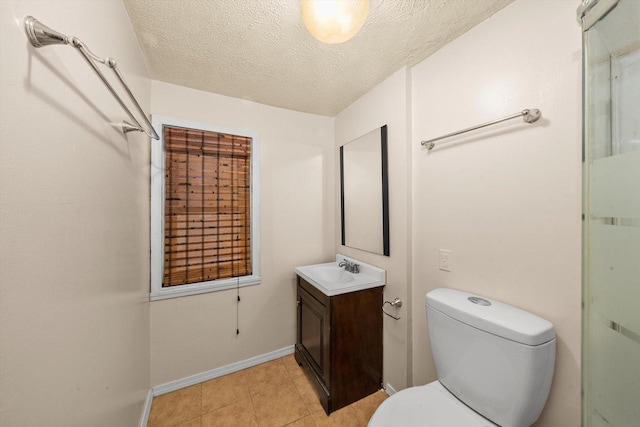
421,108 -> 541,150
382,298 -> 402,320
23,16 -> 159,140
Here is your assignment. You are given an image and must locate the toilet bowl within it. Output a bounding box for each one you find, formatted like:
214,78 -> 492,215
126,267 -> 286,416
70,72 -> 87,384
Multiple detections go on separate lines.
368,381 -> 497,427
368,288 -> 556,427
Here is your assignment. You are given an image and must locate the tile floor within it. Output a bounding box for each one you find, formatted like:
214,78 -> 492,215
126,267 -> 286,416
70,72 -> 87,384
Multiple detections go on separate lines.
147,354 -> 388,427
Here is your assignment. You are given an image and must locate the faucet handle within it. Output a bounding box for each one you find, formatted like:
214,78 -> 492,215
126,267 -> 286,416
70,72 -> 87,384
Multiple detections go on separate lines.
338,259 -> 359,273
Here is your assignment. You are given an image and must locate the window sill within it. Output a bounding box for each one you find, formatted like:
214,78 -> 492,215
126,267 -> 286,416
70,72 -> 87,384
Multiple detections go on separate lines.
150,275 -> 261,301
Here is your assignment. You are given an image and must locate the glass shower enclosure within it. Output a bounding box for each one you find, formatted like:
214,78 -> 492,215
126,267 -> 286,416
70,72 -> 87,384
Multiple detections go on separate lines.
579,0 -> 640,425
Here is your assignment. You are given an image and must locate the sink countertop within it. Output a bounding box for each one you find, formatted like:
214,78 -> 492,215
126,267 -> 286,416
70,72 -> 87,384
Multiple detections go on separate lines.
294,254 -> 386,296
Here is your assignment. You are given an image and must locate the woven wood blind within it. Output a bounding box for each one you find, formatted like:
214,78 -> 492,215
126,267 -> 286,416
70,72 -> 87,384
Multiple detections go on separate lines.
163,125 -> 252,287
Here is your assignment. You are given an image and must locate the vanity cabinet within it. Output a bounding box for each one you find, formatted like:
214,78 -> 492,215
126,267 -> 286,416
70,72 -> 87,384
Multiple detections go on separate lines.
295,275 -> 383,415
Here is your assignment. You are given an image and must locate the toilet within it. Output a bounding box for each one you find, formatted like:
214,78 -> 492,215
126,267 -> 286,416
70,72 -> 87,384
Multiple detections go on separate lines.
369,288 -> 556,427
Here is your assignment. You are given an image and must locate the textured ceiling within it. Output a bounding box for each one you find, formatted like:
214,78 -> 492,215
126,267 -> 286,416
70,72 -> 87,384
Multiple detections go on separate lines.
123,0 -> 514,117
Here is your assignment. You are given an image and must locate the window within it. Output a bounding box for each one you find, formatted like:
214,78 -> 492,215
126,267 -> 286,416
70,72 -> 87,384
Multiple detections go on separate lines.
150,116 -> 260,300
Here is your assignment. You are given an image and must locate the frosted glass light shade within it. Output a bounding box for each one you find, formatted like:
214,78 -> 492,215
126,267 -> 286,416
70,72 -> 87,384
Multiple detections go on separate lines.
301,0 -> 370,44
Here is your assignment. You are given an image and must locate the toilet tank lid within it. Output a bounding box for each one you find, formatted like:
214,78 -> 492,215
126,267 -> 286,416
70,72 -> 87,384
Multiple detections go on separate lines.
426,288 -> 556,346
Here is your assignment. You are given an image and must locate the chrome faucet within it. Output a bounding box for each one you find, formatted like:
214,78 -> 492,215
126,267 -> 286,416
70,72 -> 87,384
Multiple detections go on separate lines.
339,260 -> 360,274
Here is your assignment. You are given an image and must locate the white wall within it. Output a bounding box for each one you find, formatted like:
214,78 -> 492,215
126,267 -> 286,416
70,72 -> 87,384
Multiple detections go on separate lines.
334,67 -> 412,392
0,1 -> 151,426
149,81 -> 334,386
410,1 -> 582,426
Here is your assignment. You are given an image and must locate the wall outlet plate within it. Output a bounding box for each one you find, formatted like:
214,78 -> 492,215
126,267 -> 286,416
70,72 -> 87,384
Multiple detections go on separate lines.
439,249 -> 452,272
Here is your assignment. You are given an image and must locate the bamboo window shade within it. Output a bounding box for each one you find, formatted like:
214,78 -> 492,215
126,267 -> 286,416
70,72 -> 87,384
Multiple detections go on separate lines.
163,125 -> 252,287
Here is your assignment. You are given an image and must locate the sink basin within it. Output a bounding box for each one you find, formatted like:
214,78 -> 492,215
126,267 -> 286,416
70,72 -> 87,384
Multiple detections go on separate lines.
309,266 -> 355,284
294,255 -> 385,296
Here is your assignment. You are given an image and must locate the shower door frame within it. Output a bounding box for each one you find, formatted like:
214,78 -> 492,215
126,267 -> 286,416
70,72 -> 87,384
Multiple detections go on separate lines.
580,0 -> 640,425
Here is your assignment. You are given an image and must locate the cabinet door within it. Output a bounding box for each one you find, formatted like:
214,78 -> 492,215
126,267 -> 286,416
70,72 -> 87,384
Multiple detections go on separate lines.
297,285 -> 328,380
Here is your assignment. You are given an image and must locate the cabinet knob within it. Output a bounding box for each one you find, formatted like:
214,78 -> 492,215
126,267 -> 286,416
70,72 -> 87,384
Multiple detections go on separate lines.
297,300 -> 300,306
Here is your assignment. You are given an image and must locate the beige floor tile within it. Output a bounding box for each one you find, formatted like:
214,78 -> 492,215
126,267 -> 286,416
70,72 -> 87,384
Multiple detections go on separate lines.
252,381 -> 310,427
201,398 -> 258,427
293,376 -> 325,414
281,354 -> 305,381
202,371 -> 251,414
242,358 -> 292,396
307,390 -> 387,427
285,415 -> 316,426
309,407 -> 359,427
181,416 -> 202,427
148,384 -> 202,427
348,390 -> 388,426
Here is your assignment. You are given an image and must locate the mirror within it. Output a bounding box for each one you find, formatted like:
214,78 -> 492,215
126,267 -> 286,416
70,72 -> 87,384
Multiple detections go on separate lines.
340,125 -> 389,256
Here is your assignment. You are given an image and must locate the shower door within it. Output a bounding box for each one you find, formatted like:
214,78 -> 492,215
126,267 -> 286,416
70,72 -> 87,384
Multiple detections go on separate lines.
580,0 -> 640,425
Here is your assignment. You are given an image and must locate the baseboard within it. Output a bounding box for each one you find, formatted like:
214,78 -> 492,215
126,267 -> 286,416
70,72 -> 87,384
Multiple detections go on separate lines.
139,389 -> 153,427
385,383 -> 398,395
151,345 -> 295,397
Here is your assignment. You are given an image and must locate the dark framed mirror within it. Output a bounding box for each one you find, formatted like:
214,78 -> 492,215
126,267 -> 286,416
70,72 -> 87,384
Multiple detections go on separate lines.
340,125 -> 389,256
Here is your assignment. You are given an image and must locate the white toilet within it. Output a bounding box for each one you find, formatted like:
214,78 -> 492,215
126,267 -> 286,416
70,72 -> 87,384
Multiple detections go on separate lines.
369,288 -> 556,427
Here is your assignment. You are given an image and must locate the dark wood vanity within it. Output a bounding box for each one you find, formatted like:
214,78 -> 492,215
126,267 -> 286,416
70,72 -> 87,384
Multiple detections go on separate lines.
295,275 -> 383,414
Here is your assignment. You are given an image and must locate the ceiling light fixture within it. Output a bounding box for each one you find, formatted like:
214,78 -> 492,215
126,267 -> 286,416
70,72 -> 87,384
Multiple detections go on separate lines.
301,0 -> 370,44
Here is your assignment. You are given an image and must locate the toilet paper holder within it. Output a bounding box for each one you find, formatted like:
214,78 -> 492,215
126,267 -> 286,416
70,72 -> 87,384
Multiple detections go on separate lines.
382,298 -> 402,320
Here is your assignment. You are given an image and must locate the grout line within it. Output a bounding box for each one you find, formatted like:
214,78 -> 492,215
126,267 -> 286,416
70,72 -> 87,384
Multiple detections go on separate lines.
287,359 -> 314,417
199,382 -> 203,418
293,381 -> 314,416
282,356 -> 313,424
282,357 -> 296,382
290,371 -> 312,417
283,414 -> 312,426
246,371 -> 259,426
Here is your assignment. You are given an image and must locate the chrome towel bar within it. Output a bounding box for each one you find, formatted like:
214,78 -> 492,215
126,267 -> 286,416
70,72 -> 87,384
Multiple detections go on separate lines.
23,16 -> 159,140
421,108 -> 541,150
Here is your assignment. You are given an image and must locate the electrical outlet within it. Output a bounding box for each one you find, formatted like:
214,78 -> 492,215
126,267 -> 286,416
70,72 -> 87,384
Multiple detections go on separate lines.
439,249 -> 452,272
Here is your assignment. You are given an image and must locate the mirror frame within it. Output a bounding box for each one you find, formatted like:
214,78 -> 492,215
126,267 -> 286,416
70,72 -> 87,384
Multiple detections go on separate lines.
340,125 -> 389,256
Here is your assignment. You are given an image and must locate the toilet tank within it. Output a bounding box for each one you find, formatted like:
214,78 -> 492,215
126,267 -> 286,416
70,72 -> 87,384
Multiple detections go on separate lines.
426,288 -> 556,427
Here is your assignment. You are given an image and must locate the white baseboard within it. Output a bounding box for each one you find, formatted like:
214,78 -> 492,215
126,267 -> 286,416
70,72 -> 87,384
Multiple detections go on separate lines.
139,389 -> 153,427
385,383 -> 398,395
151,345 -> 295,397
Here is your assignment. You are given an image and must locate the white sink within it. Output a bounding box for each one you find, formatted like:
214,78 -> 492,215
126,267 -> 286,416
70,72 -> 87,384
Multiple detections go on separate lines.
295,254 -> 385,296
308,265 -> 355,284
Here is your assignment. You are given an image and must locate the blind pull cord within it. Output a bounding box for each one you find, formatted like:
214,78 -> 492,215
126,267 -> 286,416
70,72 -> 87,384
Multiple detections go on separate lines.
236,276 -> 240,335
234,139 -> 240,336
